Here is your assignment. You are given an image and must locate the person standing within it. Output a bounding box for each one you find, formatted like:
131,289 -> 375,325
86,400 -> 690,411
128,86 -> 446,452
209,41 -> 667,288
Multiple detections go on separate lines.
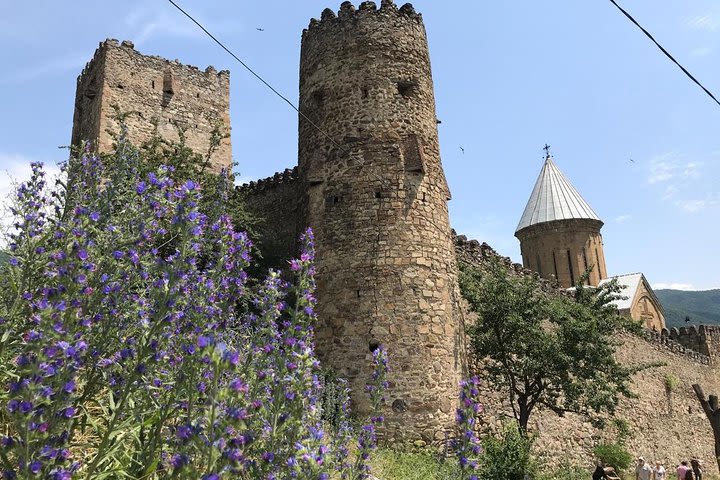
677,461 -> 691,480
690,459 -> 702,480
654,461 -> 666,480
636,457 -> 652,480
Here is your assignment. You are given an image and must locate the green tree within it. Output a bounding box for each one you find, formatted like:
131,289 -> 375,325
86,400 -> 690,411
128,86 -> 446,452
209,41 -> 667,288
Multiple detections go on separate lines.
459,259 -> 641,434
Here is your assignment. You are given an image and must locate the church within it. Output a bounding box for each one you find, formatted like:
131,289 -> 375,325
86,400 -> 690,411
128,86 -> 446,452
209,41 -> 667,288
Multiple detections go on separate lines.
515,147 -> 665,331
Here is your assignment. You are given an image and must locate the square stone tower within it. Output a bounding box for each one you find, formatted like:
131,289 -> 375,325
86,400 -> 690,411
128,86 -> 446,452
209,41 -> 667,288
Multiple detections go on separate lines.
71,39 -> 232,172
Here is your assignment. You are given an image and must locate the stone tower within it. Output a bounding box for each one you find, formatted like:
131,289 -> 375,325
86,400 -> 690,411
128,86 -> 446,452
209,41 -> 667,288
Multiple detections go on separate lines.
298,1 -> 466,442
71,39 -> 232,172
515,151 -> 607,287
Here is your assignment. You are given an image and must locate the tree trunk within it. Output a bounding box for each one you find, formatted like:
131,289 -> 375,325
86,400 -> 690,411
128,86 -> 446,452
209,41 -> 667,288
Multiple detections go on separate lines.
692,384 -> 720,474
517,400 -> 531,437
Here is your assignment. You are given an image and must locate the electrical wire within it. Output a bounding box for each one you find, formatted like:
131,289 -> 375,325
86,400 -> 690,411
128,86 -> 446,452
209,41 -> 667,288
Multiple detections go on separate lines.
166,0 -> 341,148
608,0 -> 720,108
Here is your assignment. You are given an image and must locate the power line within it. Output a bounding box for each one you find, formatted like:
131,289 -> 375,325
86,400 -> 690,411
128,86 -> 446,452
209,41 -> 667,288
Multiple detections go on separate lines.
166,0 -> 340,148
608,0 -> 720,109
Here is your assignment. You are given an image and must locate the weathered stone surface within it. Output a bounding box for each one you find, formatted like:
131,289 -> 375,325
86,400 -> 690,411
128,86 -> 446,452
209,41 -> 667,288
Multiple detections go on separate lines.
71,39 -> 231,173
516,218 -> 607,288
457,233 -> 720,467
296,3 -> 466,443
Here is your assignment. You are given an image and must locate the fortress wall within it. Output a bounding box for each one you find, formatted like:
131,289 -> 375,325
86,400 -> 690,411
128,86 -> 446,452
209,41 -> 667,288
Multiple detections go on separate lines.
238,168 -> 301,268
671,325 -> 720,364
455,234 -> 720,468
298,1 -> 466,442
71,39 -> 231,172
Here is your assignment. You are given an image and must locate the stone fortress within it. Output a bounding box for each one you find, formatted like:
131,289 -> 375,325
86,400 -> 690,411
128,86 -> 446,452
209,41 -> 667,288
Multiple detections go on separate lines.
71,0 -> 720,467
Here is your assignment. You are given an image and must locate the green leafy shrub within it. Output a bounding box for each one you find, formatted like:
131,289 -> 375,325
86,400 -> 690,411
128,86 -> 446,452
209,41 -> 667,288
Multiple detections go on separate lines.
664,373 -> 680,393
371,448 -> 460,480
593,441 -> 633,472
537,462 -> 588,480
477,423 -> 538,480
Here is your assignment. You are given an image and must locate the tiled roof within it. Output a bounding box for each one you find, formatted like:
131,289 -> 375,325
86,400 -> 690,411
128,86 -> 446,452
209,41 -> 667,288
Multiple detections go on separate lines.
516,155 -> 601,233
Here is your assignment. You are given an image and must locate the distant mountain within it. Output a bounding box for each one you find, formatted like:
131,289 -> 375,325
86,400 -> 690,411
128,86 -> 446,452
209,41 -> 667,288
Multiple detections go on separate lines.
655,289 -> 720,328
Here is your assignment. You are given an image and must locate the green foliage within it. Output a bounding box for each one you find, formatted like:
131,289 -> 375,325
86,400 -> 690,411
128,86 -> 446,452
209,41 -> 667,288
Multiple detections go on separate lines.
459,259 -> 641,433
663,373 -> 680,393
476,423 -> 538,480
371,448 -> 460,480
655,288 -> 720,327
102,106 -> 256,235
611,417 -> 632,443
536,462 -> 588,480
593,441 -> 633,472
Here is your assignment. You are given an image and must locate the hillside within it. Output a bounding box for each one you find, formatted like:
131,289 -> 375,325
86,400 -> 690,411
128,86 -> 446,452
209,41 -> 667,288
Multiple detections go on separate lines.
656,289 -> 720,328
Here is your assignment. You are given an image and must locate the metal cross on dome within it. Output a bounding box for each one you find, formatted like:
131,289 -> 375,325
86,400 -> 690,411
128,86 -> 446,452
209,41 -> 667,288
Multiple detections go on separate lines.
543,144 -> 552,157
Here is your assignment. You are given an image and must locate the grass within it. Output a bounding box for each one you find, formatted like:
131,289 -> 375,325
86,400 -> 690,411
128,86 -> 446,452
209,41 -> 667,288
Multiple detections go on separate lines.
370,447 -> 460,480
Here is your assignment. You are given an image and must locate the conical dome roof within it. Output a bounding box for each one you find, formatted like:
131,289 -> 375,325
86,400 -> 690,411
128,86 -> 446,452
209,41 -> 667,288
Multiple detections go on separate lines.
515,155 -> 601,234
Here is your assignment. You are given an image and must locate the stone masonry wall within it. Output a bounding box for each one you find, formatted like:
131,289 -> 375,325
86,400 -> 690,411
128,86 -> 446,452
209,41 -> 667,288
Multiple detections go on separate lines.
670,325 -> 720,364
456,234 -> 720,470
297,1 -> 467,443
238,168 -> 301,268
516,218 -> 607,288
72,39 -> 232,172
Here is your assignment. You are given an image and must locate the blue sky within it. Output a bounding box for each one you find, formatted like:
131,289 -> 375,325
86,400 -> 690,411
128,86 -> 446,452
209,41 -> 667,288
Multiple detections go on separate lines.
1,0 -> 718,290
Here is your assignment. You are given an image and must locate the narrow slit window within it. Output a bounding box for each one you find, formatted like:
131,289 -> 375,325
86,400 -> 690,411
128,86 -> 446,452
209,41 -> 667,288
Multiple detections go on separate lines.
567,250 -> 575,286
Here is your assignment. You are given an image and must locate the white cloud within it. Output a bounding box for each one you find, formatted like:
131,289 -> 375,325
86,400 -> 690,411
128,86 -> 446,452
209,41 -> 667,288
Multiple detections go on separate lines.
674,196 -> 718,213
684,14 -> 720,31
125,4 -> 245,47
690,47 -> 713,57
653,282 -> 696,291
0,153 -> 63,242
613,214 -> 631,223
126,5 -> 204,46
647,153 -> 702,185
0,54 -> 87,84
233,174 -> 261,187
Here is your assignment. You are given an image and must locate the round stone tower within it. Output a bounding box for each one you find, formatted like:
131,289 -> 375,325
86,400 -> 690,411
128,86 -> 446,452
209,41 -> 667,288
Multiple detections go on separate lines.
298,1 -> 466,442
515,150 -> 608,288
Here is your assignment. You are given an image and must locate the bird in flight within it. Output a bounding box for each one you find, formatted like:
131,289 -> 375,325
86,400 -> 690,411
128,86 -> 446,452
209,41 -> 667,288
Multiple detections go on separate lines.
256,28 -> 265,31
629,158 -> 635,163
459,146 -> 465,154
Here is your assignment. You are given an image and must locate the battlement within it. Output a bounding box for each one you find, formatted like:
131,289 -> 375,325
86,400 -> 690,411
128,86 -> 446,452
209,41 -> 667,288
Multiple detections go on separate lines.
304,1 -> 421,33
644,329 -> 711,365
453,231 -> 561,293
72,38 -> 232,172
667,324 -> 720,363
236,167 -> 298,195
78,39 -> 228,84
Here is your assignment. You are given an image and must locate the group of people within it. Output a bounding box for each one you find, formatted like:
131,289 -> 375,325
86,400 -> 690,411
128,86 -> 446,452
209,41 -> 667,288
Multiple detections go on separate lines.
592,457 -> 704,480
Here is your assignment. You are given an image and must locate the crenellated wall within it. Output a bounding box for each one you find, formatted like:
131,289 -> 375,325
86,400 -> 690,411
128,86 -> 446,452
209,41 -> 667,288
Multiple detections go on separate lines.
455,233 -> 720,468
72,39 -> 231,173
297,0 -> 466,444
237,168 -> 301,268
669,325 -> 720,364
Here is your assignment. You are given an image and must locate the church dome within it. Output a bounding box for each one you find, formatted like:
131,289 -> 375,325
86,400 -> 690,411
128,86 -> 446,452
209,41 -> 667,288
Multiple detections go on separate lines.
516,153 -> 601,234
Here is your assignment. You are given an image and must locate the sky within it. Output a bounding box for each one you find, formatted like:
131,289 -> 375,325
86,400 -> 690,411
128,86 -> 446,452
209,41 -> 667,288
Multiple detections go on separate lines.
0,0 -> 718,290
